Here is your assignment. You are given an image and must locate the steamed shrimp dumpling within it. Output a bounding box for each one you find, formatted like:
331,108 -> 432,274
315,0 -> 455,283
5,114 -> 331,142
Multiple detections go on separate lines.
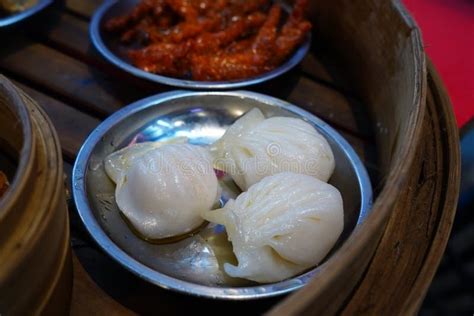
211,108 -> 335,190
203,172 -> 344,283
105,141 -> 220,239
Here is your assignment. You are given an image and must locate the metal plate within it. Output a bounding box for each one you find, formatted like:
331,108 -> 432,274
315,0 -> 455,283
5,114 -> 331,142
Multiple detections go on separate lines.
89,0 -> 311,89
73,91 -> 372,299
0,0 -> 53,27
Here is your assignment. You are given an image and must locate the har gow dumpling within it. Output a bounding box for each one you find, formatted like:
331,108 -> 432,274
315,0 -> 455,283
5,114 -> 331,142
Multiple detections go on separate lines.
211,108 -> 335,191
105,141 -> 220,240
203,172 -> 344,283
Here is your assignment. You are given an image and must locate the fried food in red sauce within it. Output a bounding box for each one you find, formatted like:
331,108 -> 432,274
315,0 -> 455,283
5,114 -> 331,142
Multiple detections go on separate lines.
105,0 -> 311,81
273,0 -> 312,65
0,171 -> 9,198
190,4 -> 280,81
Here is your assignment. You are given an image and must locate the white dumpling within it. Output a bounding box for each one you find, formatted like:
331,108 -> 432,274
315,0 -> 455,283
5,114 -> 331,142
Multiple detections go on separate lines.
105,141 -> 220,239
211,108 -> 335,191
203,172 -> 344,283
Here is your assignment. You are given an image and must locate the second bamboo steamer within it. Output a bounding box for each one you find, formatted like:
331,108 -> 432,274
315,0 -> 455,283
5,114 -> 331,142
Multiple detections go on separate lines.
0,76 -> 72,315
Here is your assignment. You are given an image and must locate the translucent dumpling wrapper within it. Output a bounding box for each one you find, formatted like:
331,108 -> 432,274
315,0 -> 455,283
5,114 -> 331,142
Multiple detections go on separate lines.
211,108 -> 335,191
105,140 -> 220,240
104,137 -> 187,184
203,172 -> 344,283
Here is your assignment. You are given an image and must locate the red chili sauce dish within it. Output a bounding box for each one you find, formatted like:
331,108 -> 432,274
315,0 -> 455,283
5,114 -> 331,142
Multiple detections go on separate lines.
103,0 -> 312,81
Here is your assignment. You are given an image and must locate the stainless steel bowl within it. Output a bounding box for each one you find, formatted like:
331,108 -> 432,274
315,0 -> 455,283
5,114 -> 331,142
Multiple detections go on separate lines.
73,91 -> 372,299
89,0 -> 311,89
0,0 -> 53,27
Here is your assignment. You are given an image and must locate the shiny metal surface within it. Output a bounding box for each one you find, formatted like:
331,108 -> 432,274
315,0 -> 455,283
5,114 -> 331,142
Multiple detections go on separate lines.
89,0 -> 311,89
73,91 -> 372,299
0,0 -> 53,27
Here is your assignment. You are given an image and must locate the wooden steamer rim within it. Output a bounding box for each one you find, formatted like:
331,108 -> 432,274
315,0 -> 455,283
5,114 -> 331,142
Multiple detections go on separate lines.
0,76 -> 34,221
0,75 -> 72,315
264,1 -> 428,314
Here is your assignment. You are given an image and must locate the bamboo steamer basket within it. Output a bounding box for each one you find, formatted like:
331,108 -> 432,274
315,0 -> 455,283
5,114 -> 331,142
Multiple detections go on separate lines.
64,0 -> 461,314
69,0 -> 460,315
0,76 -> 72,315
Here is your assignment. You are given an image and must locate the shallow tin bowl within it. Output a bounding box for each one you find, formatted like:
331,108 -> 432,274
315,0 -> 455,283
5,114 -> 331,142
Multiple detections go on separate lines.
90,0 -> 311,89
0,0 -> 53,27
72,90 -> 372,299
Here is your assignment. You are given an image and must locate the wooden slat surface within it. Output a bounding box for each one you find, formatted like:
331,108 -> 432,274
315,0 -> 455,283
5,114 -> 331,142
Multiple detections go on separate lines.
0,39 -> 141,117
0,1 -> 383,315
70,255 -> 133,316
25,7 -> 370,136
15,82 -> 100,160
64,0 -> 102,19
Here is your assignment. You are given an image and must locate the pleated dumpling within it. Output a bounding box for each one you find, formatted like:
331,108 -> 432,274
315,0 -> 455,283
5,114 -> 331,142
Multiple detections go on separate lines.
105,140 -> 220,240
203,172 -> 344,283
211,108 -> 335,191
